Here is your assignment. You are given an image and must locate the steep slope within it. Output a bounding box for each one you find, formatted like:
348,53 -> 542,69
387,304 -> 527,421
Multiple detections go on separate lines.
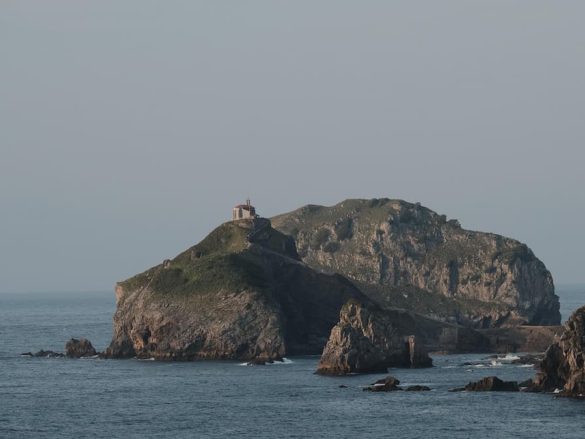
272,198 -> 560,328
106,218 -> 370,361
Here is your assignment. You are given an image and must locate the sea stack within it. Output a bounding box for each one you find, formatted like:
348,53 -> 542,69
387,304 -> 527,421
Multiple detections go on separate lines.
316,300 -> 432,375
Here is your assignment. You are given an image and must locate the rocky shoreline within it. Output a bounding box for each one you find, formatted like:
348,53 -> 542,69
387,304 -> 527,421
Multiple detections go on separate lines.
26,307 -> 585,399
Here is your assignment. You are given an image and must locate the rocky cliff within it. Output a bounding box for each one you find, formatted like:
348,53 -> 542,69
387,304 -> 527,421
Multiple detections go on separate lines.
532,306 -> 585,397
107,218 -> 372,361
272,198 -> 560,328
316,300 -> 432,375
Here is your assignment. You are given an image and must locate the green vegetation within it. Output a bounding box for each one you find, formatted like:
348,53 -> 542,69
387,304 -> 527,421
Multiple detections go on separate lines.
118,220 -> 296,299
273,199 -> 404,232
323,241 -> 340,253
495,244 -> 533,264
358,281 -> 510,319
334,218 -> 353,240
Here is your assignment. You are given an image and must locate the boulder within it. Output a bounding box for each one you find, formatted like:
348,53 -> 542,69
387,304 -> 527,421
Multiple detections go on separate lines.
405,385 -> 431,391
364,376 -> 401,392
463,376 -> 519,392
65,338 -> 97,358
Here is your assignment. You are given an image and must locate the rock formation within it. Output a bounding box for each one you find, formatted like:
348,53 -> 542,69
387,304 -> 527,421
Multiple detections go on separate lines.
21,350 -> 64,358
364,376 -> 402,392
106,201 -> 552,364
22,338 -> 98,359
65,338 -> 97,358
531,305 -> 585,397
272,198 -> 560,328
316,300 -> 433,375
363,376 -> 431,392
405,385 -> 431,391
455,376 -> 519,392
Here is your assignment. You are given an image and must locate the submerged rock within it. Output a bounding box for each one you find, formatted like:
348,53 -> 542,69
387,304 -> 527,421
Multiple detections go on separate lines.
364,376 -> 401,392
511,354 -> 544,366
65,338 -> 97,358
405,385 -> 431,391
21,350 -> 64,358
363,376 -> 431,392
245,358 -> 280,366
532,306 -> 585,398
463,376 -> 519,392
316,300 -> 433,375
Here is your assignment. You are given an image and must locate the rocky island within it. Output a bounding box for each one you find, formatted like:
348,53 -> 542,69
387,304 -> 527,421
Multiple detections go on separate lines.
105,213 -> 468,366
99,198 -> 566,373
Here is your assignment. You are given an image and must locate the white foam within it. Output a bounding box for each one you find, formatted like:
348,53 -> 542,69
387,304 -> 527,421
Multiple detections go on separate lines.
500,354 -> 521,362
517,364 -> 533,368
238,357 -> 293,366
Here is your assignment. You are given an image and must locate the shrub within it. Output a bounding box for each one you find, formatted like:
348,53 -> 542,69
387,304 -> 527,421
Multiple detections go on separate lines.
311,228 -> 331,249
323,241 -> 340,253
334,218 -> 353,240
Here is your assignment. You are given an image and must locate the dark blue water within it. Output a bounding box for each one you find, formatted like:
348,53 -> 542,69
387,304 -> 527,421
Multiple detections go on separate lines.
1,287 -> 584,439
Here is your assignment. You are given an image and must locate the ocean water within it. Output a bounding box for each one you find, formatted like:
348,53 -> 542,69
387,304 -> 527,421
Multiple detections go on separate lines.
0,287 -> 584,439
558,284 -> 585,322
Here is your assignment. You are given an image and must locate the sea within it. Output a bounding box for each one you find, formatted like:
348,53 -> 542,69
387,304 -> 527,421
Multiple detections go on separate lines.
1,285 -> 584,439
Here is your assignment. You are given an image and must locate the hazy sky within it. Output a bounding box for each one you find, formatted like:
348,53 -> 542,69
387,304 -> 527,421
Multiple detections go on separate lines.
1,1 -> 584,293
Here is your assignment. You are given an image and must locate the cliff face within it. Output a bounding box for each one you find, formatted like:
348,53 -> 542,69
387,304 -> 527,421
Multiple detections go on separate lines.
272,199 -> 560,328
106,219 -> 368,361
533,306 -> 585,397
316,300 -> 432,375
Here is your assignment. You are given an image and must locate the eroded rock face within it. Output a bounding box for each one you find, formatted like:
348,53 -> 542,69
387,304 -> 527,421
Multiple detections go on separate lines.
65,338 -> 97,358
272,199 -> 560,328
316,300 -> 433,375
533,306 -> 585,397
